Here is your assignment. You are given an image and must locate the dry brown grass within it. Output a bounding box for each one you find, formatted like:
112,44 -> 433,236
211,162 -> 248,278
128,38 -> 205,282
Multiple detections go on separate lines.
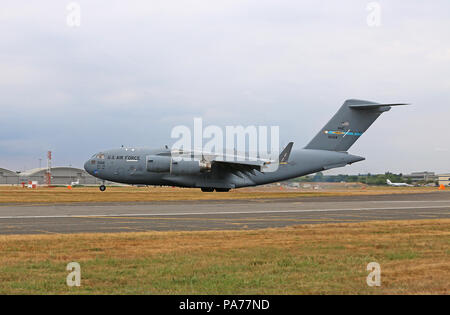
0,219 -> 449,294
0,185 -> 439,204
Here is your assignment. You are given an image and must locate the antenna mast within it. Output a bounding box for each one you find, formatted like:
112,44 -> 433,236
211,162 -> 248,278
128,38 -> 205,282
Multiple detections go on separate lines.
46,150 -> 52,186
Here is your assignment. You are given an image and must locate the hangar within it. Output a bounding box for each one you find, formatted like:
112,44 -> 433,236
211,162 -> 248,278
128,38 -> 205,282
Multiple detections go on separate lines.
0,168 -> 19,185
1,166 -> 120,186
17,167 -> 102,185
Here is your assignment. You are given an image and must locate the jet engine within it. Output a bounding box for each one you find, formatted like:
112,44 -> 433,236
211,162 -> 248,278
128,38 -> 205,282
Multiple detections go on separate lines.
146,155 -> 211,174
170,158 -> 211,175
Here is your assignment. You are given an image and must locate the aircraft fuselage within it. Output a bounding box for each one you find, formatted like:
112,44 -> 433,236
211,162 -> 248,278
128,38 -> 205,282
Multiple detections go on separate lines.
84,147 -> 364,190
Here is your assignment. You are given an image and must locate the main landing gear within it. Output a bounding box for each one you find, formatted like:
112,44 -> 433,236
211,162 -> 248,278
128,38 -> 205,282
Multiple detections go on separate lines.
201,187 -> 230,192
99,185 -> 106,192
215,188 -> 230,192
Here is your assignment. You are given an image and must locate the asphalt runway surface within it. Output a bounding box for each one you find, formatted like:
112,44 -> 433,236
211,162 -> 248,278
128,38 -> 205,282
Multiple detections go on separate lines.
1,192 -> 449,235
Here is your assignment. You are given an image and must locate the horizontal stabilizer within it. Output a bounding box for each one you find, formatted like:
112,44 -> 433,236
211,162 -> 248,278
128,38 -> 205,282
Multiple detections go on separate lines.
349,103 -> 409,109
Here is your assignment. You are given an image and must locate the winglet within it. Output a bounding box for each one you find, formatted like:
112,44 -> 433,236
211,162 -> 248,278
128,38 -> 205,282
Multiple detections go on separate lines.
279,142 -> 293,163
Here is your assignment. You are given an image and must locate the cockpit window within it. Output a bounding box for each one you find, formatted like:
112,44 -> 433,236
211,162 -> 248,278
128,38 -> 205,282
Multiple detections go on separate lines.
96,153 -> 105,159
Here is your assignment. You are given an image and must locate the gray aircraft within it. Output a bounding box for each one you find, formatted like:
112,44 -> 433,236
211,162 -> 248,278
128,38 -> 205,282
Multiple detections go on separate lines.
84,99 -> 407,192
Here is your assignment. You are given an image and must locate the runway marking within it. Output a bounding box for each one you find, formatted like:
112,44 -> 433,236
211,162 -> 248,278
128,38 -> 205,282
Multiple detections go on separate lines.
0,199 -> 449,208
0,205 -> 449,219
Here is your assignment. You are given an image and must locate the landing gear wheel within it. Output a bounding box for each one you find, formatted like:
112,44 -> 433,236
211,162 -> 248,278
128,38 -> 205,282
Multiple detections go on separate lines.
215,188 -> 230,192
201,187 -> 214,192
99,185 -> 106,192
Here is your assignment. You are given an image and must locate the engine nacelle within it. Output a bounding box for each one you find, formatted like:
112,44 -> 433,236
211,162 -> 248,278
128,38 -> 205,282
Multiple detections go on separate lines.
146,155 -> 171,172
170,158 -> 211,175
147,155 -> 211,174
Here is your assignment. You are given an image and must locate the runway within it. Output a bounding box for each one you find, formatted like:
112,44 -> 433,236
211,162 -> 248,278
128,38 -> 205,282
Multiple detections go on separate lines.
1,192 -> 449,234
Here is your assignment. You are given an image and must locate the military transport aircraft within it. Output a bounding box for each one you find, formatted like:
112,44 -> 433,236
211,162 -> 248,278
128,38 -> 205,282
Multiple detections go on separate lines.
84,99 -> 407,192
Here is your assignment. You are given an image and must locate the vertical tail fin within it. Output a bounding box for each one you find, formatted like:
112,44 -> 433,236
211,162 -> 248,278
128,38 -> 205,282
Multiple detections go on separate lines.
304,99 -> 408,152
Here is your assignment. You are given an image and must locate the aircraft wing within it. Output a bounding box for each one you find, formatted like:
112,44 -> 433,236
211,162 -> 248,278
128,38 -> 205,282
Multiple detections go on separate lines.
212,159 -> 265,173
171,142 -> 294,174
210,142 -> 294,173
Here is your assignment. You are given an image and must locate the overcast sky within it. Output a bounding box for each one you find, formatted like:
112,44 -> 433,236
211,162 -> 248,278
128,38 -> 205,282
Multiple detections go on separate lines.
1,1 -> 449,174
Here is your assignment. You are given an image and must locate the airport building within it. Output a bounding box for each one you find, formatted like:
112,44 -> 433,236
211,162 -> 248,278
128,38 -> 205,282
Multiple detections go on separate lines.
404,171 -> 436,183
0,167 -> 106,186
437,174 -> 450,187
0,168 -> 20,184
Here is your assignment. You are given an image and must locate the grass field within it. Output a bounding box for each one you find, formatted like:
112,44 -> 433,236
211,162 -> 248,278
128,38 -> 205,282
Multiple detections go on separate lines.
0,185 -> 440,204
0,219 -> 448,294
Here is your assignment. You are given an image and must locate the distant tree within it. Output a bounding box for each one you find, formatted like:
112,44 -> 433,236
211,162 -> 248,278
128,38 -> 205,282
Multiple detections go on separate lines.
295,176 -> 311,182
313,172 -> 324,182
347,175 -> 358,182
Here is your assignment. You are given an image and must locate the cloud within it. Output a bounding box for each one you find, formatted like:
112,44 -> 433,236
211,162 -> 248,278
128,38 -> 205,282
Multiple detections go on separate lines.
0,0 -> 449,174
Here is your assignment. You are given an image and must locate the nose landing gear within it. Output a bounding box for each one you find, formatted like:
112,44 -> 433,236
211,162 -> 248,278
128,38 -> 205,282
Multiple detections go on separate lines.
99,184 -> 106,192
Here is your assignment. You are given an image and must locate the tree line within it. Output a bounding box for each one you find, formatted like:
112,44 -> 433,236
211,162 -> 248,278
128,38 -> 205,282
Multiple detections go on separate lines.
292,172 -> 417,185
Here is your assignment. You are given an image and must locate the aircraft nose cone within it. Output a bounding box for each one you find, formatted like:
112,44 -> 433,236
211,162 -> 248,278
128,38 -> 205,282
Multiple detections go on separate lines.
84,160 -> 92,175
